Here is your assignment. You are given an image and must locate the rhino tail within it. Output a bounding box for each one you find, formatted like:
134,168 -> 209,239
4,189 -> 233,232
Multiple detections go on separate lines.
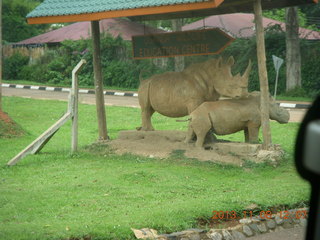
176,118 -> 191,122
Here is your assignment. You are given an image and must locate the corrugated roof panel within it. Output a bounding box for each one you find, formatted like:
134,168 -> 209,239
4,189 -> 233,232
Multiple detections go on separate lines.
27,0 -> 209,18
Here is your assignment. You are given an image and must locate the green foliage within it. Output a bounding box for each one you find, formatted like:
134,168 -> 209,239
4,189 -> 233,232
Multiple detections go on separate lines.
15,35 -> 172,89
221,25 -> 320,98
263,9 -> 286,22
18,64 -> 48,83
3,53 -> 29,80
300,40 -> 320,97
103,60 -> 139,88
300,4 -> 320,30
282,86 -> 308,98
263,7 -> 310,29
3,0 -> 49,42
5,18 -> 320,97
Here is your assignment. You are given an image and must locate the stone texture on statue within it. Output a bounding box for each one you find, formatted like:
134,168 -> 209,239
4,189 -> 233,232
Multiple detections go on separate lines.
138,56 -> 252,131
185,91 -> 290,148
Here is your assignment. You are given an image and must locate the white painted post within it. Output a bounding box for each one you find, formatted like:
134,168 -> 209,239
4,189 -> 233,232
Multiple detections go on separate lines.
7,59 -> 86,166
70,59 -> 86,153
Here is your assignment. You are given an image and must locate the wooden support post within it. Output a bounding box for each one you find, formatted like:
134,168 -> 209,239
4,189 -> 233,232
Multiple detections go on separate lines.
254,0 -> 272,150
69,59 -> 86,153
7,59 -> 86,166
7,112 -> 72,166
91,20 -> 108,140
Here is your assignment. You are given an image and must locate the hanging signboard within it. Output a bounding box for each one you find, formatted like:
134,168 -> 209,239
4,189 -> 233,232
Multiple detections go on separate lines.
132,28 -> 235,59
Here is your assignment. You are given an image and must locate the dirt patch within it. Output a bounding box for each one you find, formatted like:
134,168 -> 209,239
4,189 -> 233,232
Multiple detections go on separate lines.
108,130 -> 284,166
0,111 -> 25,138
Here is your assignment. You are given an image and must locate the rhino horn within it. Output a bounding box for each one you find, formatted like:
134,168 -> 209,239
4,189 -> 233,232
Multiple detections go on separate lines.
242,59 -> 252,79
227,56 -> 235,66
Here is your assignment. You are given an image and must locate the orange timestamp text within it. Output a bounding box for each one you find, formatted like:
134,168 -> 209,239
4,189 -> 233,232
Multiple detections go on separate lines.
212,210 -> 308,220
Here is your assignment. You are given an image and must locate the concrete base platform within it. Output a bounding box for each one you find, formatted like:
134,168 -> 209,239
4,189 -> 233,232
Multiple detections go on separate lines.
111,130 -> 284,166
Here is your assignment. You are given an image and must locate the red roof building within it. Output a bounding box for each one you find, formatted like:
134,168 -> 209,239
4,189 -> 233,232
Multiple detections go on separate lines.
15,18 -> 164,46
182,13 -> 320,40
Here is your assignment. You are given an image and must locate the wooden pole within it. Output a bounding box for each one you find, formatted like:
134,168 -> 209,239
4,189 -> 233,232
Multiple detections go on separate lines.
253,0 -> 272,150
71,67 -> 79,153
69,59 -> 86,153
91,21 -> 108,140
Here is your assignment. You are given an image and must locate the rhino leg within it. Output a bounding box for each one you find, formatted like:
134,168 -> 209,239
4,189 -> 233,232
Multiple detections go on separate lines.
185,123 -> 195,143
140,107 -> 155,131
192,116 -> 212,148
204,130 -> 217,144
138,81 -> 155,131
247,122 -> 260,143
244,127 -> 249,143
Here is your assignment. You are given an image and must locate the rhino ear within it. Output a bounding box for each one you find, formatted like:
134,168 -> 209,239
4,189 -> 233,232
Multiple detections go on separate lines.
227,56 -> 235,66
216,56 -> 223,68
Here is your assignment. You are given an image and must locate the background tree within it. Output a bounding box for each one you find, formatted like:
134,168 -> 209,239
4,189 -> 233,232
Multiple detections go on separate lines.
300,3 -> 320,30
3,0 -> 47,43
171,19 -> 185,72
286,7 -> 301,91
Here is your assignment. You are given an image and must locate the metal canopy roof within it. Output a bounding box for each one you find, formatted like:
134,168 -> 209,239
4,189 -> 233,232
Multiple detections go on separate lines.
27,0 -> 318,24
27,0 -> 216,18
27,0 -> 224,24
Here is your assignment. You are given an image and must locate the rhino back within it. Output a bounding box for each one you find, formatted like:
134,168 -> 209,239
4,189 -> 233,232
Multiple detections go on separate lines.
197,100 -> 259,135
145,72 -> 210,117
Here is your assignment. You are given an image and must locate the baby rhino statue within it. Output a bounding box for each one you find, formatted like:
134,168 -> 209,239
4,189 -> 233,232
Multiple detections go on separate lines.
185,92 -> 290,148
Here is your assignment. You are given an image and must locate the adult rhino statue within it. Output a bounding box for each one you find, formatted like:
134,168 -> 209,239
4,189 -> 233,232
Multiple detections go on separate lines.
138,56 -> 252,131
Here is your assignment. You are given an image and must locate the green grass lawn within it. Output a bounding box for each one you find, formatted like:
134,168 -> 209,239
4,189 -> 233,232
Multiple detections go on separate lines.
275,95 -> 313,102
0,97 -> 310,240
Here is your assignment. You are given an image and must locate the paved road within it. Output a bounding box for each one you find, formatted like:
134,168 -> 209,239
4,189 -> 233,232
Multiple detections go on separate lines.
3,87 -> 140,108
2,87 -> 307,122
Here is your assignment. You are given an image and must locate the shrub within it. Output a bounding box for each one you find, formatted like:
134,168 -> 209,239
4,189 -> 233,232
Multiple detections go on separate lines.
18,64 -> 48,83
222,25 -> 320,98
300,41 -> 320,98
3,53 -> 29,80
282,86 -> 308,97
45,71 -> 65,84
8,28 -> 319,96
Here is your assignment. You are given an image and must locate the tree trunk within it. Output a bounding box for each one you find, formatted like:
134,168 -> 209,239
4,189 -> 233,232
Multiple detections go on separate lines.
286,7 -> 301,91
171,19 -> 184,72
91,21 -> 108,140
254,0 -> 272,150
